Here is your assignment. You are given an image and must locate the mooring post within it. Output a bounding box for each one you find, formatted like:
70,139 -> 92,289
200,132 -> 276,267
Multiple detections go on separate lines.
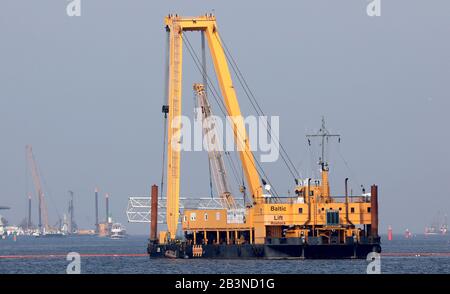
150,185 -> 158,241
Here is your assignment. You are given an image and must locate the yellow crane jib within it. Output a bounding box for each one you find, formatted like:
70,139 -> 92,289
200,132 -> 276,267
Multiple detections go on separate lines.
193,83 -> 237,210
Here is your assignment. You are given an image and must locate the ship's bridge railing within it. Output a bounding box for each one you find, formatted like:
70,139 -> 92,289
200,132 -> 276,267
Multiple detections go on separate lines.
264,195 -> 370,204
328,196 -> 371,203
126,196 -> 244,223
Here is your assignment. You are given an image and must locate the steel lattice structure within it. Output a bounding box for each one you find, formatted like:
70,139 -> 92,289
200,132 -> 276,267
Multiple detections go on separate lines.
126,197 -> 244,223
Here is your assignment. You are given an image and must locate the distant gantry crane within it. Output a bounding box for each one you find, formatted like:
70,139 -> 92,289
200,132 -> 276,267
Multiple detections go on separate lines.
26,145 -> 49,233
68,190 -> 77,234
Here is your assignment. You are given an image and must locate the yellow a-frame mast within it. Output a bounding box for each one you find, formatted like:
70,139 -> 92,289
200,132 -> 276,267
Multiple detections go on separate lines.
164,14 -> 263,240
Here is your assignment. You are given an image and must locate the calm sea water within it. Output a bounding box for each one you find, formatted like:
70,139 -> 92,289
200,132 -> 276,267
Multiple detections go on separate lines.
1,234 -> 449,274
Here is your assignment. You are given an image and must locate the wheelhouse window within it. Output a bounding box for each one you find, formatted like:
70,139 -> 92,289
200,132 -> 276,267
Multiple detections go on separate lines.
326,210 -> 340,226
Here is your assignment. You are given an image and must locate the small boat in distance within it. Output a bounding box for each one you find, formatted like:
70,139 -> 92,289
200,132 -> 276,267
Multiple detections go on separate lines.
110,223 -> 126,239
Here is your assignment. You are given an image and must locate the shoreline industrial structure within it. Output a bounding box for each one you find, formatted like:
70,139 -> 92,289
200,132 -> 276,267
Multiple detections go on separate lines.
23,144 -> 121,237
139,14 -> 381,259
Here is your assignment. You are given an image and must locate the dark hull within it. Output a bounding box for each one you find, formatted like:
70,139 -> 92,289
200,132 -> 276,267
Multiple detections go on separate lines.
148,242 -> 381,259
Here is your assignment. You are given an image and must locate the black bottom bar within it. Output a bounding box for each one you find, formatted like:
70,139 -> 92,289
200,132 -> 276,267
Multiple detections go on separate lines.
148,242 -> 381,259
0,274 -> 449,291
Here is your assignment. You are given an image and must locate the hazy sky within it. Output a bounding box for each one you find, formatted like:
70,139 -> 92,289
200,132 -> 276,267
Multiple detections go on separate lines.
1,0 -> 449,234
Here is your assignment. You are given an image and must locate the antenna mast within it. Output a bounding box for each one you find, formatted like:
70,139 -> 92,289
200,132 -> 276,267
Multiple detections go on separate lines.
306,117 -> 340,171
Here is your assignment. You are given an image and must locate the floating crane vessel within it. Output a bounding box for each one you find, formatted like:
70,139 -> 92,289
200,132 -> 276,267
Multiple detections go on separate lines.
147,14 -> 381,259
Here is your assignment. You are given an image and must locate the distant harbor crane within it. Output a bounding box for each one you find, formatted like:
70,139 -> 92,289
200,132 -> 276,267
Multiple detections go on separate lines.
26,145 -> 49,233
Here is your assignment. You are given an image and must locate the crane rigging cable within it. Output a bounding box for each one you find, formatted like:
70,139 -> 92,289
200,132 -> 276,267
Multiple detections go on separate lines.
146,15 -> 381,257
182,33 -> 280,200
40,166 -> 61,225
218,33 -> 300,182
191,63 -> 239,200
160,111 -> 168,200
26,145 -> 48,231
160,30 -> 170,200
163,29 -> 170,106
200,32 -> 214,200
216,32 -> 302,181
183,34 -> 227,117
224,151 -> 243,191
182,33 -> 280,199
336,141 -> 362,193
